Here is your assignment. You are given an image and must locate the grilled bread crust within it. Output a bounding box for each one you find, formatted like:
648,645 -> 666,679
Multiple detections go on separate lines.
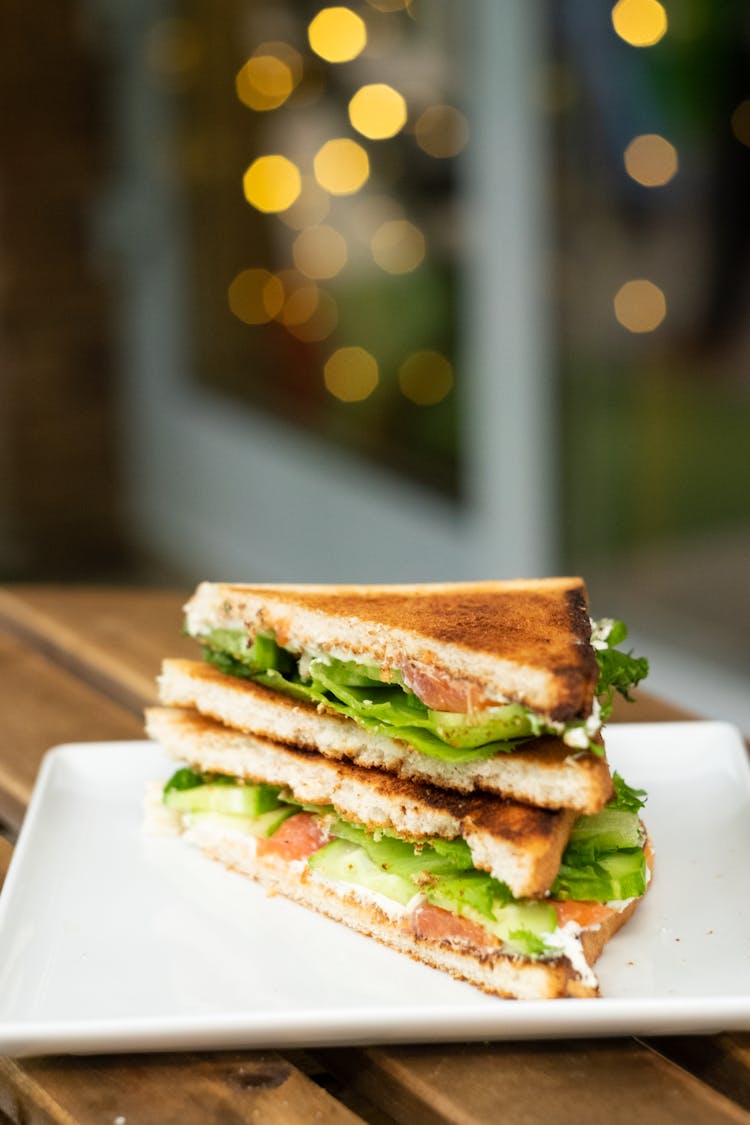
158,659 -> 614,814
146,704 -> 577,898
184,578 -> 599,723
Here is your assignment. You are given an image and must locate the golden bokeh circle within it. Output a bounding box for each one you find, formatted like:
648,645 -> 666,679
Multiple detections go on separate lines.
293,225 -> 348,279
399,351 -> 453,405
624,134 -> 678,186
414,104 -> 469,158
308,7 -> 367,63
243,155 -> 301,212
278,175 -> 331,230
228,269 -> 285,324
611,0 -> 668,47
280,284 -> 320,326
324,346 -> 379,401
236,55 -> 293,111
313,139 -> 370,195
613,279 -> 667,333
348,83 -> 407,140
371,219 -> 425,274
288,290 -> 339,342
731,100 -> 750,148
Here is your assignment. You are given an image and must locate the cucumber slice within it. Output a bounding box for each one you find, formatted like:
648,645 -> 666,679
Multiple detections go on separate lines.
566,809 -> 642,856
309,839 -> 416,905
428,704 -> 534,749
186,806 -> 296,838
426,889 -> 556,943
597,850 -> 647,899
164,782 -> 282,817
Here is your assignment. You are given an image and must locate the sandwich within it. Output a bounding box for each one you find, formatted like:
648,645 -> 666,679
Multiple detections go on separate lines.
173,578 -> 648,811
145,578 -> 651,1000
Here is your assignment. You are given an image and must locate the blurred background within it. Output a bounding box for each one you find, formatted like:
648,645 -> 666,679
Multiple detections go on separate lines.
1,0 -> 748,729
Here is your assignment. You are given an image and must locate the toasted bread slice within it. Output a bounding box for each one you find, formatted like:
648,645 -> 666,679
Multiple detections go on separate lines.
146,705 -> 577,897
157,659 -> 614,814
184,578 -> 599,723
144,788 -> 651,1000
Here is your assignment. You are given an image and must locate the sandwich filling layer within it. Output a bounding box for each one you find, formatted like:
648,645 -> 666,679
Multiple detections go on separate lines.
192,619 -> 648,762
155,765 -> 648,972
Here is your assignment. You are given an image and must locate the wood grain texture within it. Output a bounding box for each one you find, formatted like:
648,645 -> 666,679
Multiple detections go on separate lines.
317,1042 -> 750,1125
0,836 -> 13,888
0,1053 -> 365,1125
0,587 -> 194,714
648,1035 -> 750,1114
0,630 -> 143,829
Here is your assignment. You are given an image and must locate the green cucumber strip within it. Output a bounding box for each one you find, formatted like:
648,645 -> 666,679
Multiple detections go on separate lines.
563,808 -> 642,860
164,782 -> 282,817
186,806 -> 296,838
309,838 -> 417,905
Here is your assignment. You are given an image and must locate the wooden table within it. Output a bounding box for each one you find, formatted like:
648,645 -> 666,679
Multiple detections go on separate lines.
0,586 -> 748,1125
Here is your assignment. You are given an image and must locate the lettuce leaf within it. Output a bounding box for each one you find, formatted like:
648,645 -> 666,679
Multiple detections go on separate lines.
609,771 -> 648,813
198,618 -> 648,761
202,639 -> 525,763
595,622 -> 649,721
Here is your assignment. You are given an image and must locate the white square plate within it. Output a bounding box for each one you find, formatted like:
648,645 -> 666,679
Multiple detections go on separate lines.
1,722 -> 749,1055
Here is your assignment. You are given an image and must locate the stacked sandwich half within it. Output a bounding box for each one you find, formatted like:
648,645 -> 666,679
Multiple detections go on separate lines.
145,577 -> 651,1000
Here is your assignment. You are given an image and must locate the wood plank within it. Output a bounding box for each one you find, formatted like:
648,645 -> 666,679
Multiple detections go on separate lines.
0,587 -> 194,714
647,1035 -> 750,1115
0,629 -> 142,829
0,1053 -> 365,1125
317,1042 -> 750,1125
0,836 -> 12,888
610,690 -> 698,724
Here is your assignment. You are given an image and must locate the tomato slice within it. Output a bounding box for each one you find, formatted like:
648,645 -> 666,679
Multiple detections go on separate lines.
552,901 -> 615,929
409,902 -> 498,948
400,662 -> 494,715
256,812 -> 329,862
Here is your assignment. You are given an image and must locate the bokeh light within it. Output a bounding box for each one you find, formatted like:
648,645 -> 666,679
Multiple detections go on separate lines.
611,0 -> 668,47
324,347 -> 379,401
228,269 -> 284,324
624,134 -> 678,186
278,176 -> 331,230
308,8 -> 367,63
280,283 -> 320,327
351,194 -> 405,243
288,290 -> 339,342
731,100 -> 750,148
243,155 -> 301,212
399,351 -> 453,405
371,219 -> 425,273
414,105 -> 469,158
293,225 -> 348,279
313,139 -> 370,195
236,44 -> 302,112
614,279 -> 667,333
348,84 -> 407,140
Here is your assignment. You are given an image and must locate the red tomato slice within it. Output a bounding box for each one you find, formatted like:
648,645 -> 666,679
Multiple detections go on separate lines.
553,901 -> 615,929
409,902 -> 498,948
256,813 -> 329,862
